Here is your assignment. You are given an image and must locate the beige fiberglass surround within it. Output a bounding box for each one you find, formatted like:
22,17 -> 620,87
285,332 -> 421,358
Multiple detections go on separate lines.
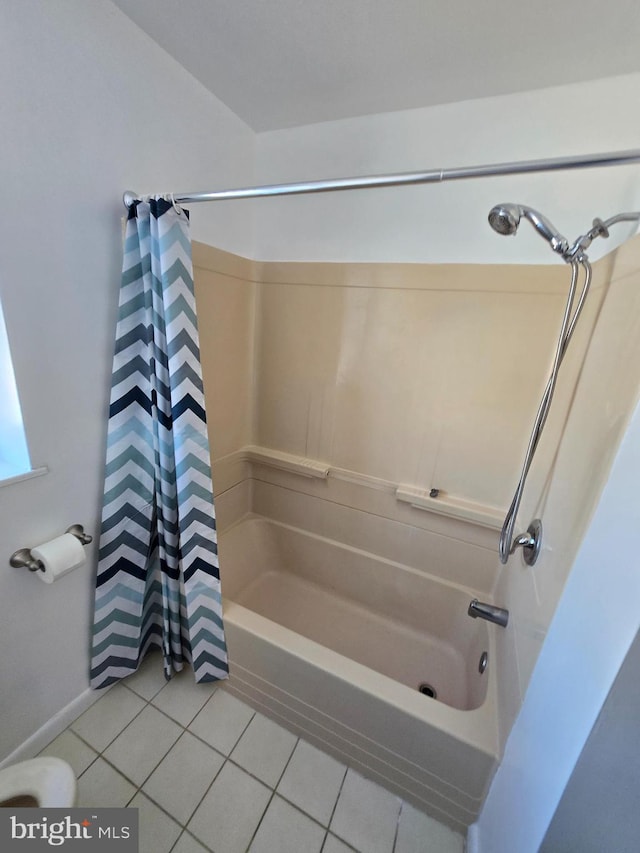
192,236 -> 640,829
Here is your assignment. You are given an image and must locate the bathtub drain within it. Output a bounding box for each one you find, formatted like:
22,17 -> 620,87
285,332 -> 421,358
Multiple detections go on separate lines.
418,683 -> 437,699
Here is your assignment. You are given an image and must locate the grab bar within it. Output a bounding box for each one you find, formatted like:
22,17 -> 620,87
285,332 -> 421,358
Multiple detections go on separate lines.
492,206 -> 640,565
499,257 -> 592,564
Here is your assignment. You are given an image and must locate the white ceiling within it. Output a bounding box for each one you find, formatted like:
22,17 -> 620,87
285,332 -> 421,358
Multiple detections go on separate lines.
112,0 -> 640,132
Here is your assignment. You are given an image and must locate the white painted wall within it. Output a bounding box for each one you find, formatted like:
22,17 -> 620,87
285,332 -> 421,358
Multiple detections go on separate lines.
253,73 -> 640,264
540,627 -> 640,853
0,0 -> 255,759
469,399 -> 640,853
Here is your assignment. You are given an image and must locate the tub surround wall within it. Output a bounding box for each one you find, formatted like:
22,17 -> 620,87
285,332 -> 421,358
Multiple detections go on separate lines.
193,239 -> 640,759
194,238 -> 628,543
193,238 -> 624,563
222,517 -> 492,706
251,471 -> 499,593
496,235 -> 640,734
252,256 -> 607,522
192,243 -> 258,463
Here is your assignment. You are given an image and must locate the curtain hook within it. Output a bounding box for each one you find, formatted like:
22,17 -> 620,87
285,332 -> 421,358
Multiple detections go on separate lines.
168,192 -> 183,216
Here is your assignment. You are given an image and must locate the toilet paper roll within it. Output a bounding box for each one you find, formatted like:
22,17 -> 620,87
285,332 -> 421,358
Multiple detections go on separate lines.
30,533 -> 86,584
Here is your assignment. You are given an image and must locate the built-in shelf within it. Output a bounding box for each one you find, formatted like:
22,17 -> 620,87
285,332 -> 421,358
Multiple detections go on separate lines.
395,485 -> 503,530
240,445 -> 503,530
244,446 -> 330,479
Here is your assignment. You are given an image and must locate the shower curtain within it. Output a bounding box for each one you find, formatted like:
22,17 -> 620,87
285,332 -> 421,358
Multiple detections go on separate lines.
90,197 -> 228,688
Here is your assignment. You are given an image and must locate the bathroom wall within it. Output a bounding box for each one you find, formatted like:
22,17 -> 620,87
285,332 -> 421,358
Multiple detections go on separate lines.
253,73 -> 640,265
472,395 -> 640,853
540,626 -> 640,853
0,0 -> 255,761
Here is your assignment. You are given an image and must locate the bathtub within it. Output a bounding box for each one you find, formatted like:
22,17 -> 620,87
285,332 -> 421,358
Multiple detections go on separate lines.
218,514 -> 499,831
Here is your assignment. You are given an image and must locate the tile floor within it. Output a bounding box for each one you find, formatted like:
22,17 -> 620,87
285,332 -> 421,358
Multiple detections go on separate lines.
38,655 -> 465,853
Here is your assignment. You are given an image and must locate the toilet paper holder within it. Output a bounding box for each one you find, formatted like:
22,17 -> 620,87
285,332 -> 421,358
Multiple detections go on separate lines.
9,525 -> 93,572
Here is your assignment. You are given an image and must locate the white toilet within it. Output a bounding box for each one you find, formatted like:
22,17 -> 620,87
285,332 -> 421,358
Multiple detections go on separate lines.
0,757 -> 76,808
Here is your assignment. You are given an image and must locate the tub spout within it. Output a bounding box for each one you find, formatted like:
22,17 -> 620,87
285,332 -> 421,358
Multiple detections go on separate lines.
468,599 -> 509,628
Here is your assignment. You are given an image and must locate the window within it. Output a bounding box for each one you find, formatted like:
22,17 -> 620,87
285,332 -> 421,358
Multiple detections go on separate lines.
0,299 -> 31,480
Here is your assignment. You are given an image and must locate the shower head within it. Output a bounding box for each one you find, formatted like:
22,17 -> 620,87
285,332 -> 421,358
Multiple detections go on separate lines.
488,203 -> 569,256
488,203 -> 521,236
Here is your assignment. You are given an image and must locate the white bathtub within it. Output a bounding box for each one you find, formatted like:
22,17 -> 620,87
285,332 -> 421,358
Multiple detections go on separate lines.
219,514 -> 499,831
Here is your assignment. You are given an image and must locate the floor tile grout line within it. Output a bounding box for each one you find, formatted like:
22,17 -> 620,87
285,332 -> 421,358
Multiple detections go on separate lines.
171,704 -> 260,846
268,733 -> 300,791
123,699 -> 348,842
271,778 -> 336,833
59,731 -> 449,852
183,718 -> 342,824
170,703 -> 407,849
168,827 -> 216,853
144,746 -> 227,842
37,716 -> 106,757
168,829 -> 188,853
68,685 -> 220,850
57,681 -> 442,853
66,686 -> 347,810
37,730 -> 102,779
327,766 -> 402,853
124,788 -> 189,847
89,680 -> 256,788
154,684 -> 472,816
91,682 -> 232,797
87,705 -> 185,792
138,685 -> 217,734
70,686 -> 152,755
121,677 -> 169,704
134,728 -> 199,796
187,688 -> 257,758
77,742 -> 438,853
222,757 -> 335,833
323,832 -> 361,852
68,690 -> 188,819
148,680 -> 222,729
243,780 -> 277,851
271,738 -> 348,831
325,764 -> 349,836
125,786 -> 183,831
242,734 -> 301,852
392,800 -> 405,853
130,718 -> 234,837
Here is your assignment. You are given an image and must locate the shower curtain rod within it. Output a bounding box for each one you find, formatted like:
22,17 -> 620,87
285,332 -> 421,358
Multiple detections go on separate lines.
123,148 -> 640,208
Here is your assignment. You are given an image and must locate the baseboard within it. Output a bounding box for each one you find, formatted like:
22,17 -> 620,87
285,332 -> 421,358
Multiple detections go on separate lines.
0,685 -> 112,770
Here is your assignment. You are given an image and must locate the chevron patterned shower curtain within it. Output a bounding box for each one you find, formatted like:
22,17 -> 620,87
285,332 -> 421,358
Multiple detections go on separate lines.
90,198 -> 228,688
